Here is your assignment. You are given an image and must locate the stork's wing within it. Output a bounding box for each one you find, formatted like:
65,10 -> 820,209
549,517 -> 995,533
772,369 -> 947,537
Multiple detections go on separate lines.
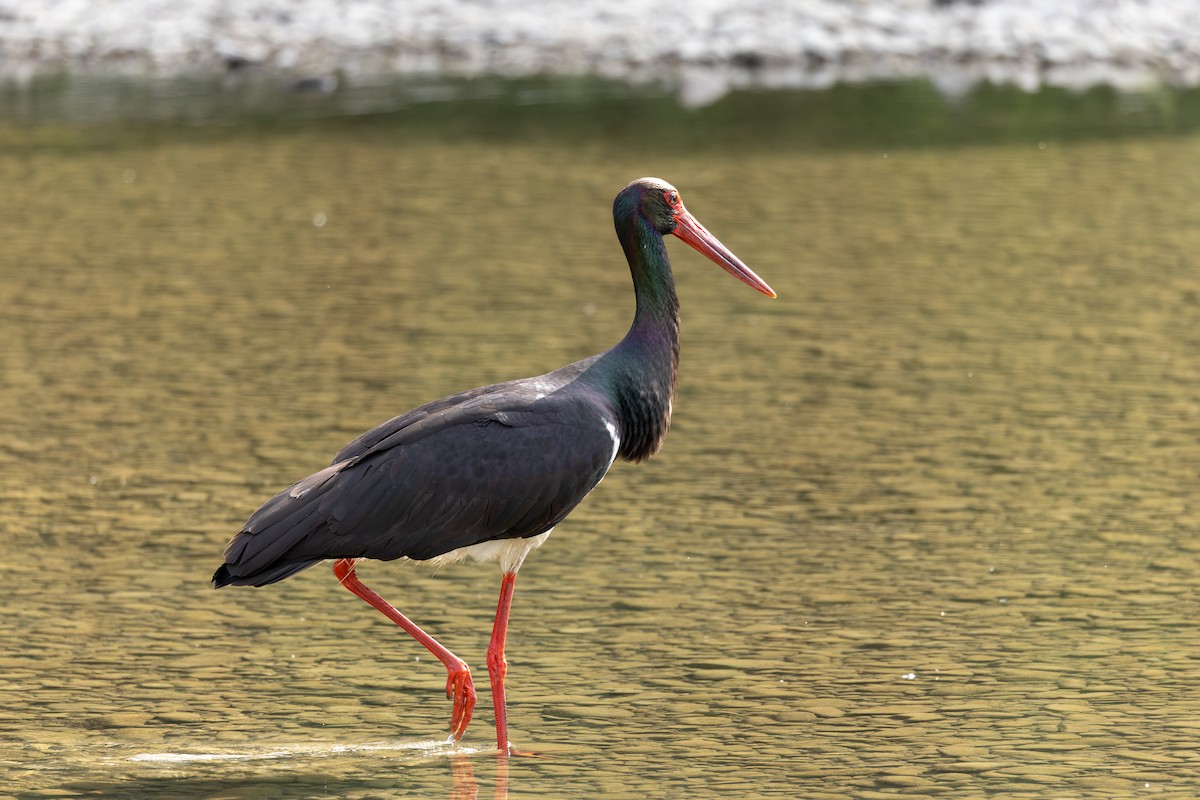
214,387 -> 618,587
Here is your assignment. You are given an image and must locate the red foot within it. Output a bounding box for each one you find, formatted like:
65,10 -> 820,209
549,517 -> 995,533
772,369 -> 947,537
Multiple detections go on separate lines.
333,559 -> 479,743
503,744 -> 541,758
447,659 -> 477,742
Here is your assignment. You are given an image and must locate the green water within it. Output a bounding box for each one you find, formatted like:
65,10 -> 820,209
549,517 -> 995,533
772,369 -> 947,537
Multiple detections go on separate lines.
2,78 -> 1199,798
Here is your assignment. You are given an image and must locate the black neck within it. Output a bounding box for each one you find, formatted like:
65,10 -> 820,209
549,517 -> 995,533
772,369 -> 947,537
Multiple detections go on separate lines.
604,214 -> 681,463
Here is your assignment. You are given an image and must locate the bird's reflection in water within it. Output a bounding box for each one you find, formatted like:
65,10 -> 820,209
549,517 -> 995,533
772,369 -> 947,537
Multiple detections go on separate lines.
450,753 -> 509,800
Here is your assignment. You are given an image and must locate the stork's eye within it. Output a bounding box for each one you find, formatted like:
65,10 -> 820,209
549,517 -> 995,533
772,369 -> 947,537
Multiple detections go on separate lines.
664,191 -> 681,210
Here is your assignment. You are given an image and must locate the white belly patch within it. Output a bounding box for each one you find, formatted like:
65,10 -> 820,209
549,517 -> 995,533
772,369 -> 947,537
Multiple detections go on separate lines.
426,530 -> 552,573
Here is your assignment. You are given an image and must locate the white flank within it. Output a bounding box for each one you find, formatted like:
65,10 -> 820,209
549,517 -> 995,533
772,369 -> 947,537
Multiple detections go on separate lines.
427,530 -> 552,573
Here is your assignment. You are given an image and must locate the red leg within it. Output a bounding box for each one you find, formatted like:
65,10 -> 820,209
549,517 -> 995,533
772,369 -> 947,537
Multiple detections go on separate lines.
332,559 -> 476,742
487,571 -> 518,754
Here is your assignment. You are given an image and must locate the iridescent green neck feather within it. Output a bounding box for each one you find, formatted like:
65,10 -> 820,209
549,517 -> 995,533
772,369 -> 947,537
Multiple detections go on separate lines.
599,187 -> 681,463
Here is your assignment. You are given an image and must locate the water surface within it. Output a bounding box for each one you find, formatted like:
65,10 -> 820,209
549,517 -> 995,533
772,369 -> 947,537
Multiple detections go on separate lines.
1,79 -> 1199,798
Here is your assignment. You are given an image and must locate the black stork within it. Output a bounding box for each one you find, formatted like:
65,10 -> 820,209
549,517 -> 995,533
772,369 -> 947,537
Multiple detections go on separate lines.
213,177 -> 776,754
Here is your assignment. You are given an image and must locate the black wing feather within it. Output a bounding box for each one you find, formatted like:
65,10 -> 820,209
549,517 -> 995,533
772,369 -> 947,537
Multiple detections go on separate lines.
213,384 -> 617,587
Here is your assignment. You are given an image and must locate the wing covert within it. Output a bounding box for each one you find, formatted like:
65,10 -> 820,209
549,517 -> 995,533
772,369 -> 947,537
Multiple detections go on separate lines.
218,389 -> 620,586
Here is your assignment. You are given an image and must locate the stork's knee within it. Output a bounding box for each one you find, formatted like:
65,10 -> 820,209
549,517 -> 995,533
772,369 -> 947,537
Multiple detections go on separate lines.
487,648 -> 507,679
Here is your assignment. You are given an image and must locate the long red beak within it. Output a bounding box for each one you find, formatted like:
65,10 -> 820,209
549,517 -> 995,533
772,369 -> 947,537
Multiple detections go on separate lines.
672,207 -> 776,298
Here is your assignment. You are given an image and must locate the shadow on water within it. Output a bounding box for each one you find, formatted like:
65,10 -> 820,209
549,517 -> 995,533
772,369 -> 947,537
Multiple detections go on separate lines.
51,752 -> 511,800
52,775 -> 412,800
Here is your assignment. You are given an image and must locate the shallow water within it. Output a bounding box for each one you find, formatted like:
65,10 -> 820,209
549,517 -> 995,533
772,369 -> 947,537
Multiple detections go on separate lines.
2,79 -> 1199,798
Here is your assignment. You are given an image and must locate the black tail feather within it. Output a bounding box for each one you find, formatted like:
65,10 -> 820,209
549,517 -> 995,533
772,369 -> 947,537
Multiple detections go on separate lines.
212,558 -> 322,588
212,462 -> 347,588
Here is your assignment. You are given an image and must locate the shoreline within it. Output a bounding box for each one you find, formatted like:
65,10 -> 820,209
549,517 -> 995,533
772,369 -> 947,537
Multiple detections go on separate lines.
2,1 -> 1199,106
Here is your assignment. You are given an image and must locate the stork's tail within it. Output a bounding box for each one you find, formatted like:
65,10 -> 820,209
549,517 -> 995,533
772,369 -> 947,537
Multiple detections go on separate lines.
212,463 -> 346,588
